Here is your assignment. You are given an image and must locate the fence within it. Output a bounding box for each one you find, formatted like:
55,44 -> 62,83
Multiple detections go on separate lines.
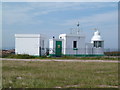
41,48 -> 120,57
104,48 -> 120,56
2,48 -> 120,57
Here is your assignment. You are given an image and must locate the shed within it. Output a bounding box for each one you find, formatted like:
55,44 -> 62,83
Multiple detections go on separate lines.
15,34 -> 46,56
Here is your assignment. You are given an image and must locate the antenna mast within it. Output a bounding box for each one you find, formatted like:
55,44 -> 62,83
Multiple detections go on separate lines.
93,28 -> 98,31
77,22 -> 80,34
69,22 -> 81,34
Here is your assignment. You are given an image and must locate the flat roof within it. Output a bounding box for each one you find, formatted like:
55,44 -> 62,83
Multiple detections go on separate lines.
15,34 -> 45,38
59,33 -> 85,37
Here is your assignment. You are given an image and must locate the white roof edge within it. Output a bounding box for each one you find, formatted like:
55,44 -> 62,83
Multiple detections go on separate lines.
59,33 -> 85,37
49,38 -> 63,41
59,34 -> 67,37
15,34 -> 45,38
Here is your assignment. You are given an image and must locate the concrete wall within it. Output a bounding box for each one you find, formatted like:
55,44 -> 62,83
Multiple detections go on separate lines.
85,43 -> 93,55
15,37 -> 40,56
49,39 -> 55,54
59,34 -> 86,55
93,48 -> 104,55
15,34 -> 46,56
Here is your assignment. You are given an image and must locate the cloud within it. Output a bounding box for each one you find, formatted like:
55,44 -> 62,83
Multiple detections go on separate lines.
59,10 -> 118,28
57,9 -> 118,49
2,0 -> 120,2
2,3 -> 43,25
3,2 -> 117,26
28,2 -> 118,16
2,2 -> 118,49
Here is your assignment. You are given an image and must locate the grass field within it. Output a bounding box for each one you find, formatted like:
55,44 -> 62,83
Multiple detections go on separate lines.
2,53 -> 119,60
2,60 -> 119,88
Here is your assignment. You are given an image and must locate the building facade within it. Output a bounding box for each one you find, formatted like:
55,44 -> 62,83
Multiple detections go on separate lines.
49,30 -> 104,56
15,29 -> 104,56
15,34 -> 46,56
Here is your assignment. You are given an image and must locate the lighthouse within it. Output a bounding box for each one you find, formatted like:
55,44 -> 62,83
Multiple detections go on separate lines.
91,30 -> 104,55
15,23 -> 104,56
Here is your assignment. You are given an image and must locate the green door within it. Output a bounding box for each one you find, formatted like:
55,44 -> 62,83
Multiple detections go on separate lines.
55,41 -> 62,56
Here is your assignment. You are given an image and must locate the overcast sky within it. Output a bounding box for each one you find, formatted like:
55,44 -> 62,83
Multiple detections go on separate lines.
2,2 -> 118,49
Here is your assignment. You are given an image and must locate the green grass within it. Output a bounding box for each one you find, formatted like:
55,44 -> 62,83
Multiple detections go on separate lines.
2,54 -> 36,59
2,60 -> 119,88
2,53 -> 119,60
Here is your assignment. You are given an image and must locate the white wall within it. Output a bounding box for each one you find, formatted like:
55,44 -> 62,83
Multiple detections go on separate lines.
85,43 -> 93,55
15,34 -> 46,56
93,48 -> 104,55
15,37 -> 40,56
59,34 -> 86,55
66,36 -> 85,55
49,39 -> 55,54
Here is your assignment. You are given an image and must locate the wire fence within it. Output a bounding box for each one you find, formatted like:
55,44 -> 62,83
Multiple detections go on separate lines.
43,48 -> 120,56
1,48 -> 120,57
104,48 -> 120,56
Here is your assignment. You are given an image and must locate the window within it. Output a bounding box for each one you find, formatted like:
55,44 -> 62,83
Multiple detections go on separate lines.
93,41 -> 102,48
98,41 -> 102,47
94,41 -> 97,47
73,41 -> 77,48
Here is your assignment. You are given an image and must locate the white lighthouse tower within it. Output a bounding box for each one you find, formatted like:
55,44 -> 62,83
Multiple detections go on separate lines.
91,29 -> 104,55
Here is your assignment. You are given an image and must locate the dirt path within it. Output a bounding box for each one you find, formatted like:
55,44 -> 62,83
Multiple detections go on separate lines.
0,58 -> 119,63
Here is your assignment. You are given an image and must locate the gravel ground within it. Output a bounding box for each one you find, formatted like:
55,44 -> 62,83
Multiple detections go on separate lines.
0,58 -> 119,63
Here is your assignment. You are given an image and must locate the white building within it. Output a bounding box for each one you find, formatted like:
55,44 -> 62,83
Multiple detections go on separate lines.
15,27 -> 104,56
59,33 -> 86,55
49,30 -> 104,56
15,34 -> 47,56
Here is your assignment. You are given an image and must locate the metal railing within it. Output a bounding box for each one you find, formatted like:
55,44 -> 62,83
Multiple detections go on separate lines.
2,48 -> 120,57
42,48 -> 120,56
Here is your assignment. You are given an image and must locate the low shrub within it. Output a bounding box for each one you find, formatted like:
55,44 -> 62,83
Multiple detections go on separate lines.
2,53 -> 118,60
2,54 -> 36,59
104,52 -> 120,56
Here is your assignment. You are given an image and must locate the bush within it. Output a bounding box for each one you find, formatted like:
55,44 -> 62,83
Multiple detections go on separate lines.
2,54 -> 36,59
104,52 -> 120,56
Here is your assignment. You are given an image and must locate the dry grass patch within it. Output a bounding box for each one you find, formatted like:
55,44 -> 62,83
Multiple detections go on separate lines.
2,60 -> 119,88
